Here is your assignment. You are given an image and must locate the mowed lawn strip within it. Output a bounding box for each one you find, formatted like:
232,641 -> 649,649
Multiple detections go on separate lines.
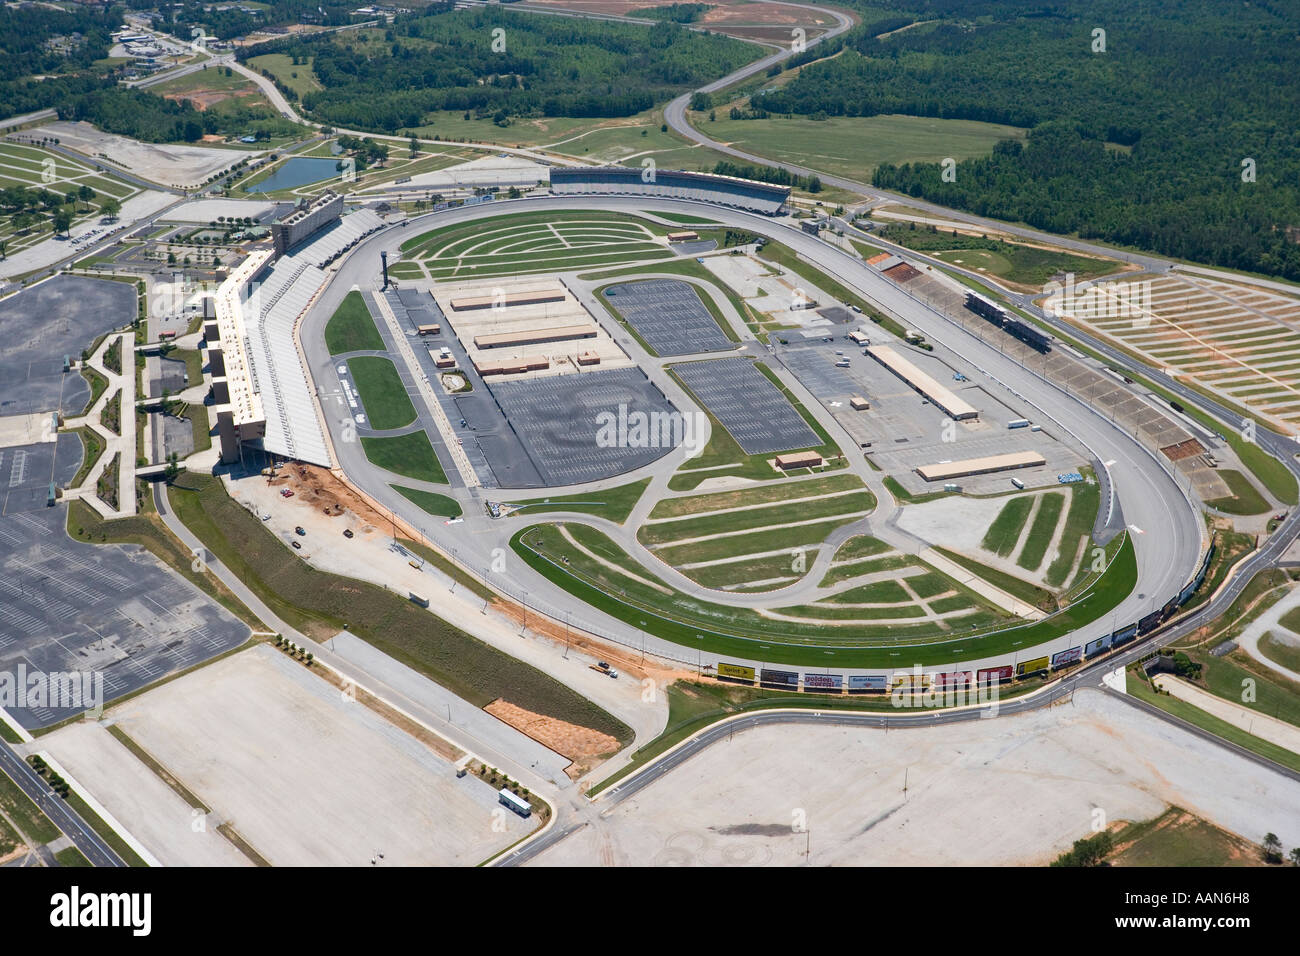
168,475 -> 631,743
348,356 -> 416,430
507,478 -> 649,524
392,484 -> 462,518
1017,492 -> 1065,572
1044,481 -> 1100,588
981,495 -> 1034,557
324,291 -> 384,355
649,473 -> 863,519
361,430 -> 446,483
653,517 -> 863,567
639,490 -> 874,546
1206,468 -> 1271,516
1258,632 -> 1300,674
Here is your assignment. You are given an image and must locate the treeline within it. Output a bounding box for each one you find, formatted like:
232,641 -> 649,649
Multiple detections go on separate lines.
127,0 -> 372,43
632,3 -> 713,23
241,6 -> 755,133
747,0 -> 1300,280
714,160 -> 821,193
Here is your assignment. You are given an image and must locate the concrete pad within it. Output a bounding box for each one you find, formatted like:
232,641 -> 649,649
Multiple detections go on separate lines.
37,719 -> 250,867
45,121 -> 259,188
108,644 -> 535,866
161,198 -> 276,223
0,413 -> 56,448
1152,674 -> 1300,754
530,689 -> 1300,866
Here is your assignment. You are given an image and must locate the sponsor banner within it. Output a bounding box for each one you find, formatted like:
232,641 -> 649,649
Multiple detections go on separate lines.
934,670 -> 974,688
716,662 -> 755,682
977,665 -> 1014,684
759,668 -> 799,688
1051,646 -> 1083,669
803,673 -> 843,691
1015,656 -> 1050,677
1111,624 -> 1138,646
1084,634 -> 1112,657
848,674 -> 888,692
891,673 -> 932,689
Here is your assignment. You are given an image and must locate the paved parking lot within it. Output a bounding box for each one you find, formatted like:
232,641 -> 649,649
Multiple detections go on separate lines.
602,279 -> 734,357
673,356 -> 818,456
0,276 -> 136,418
0,442 -> 249,729
490,367 -> 680,486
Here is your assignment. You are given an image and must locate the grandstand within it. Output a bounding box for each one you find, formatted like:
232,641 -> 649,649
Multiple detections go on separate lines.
549,167 -> 789,216
296,207 -> 386,268
207,244 -> 339,467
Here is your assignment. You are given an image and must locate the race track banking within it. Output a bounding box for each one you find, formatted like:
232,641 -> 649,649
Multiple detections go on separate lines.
299,196 -> 1206,676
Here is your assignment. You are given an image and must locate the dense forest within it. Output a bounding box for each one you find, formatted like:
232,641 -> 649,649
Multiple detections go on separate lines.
754,0 -> 1300,280
240,5 -> 756,132
121,0 -> 369,43
0,4 -> 271,143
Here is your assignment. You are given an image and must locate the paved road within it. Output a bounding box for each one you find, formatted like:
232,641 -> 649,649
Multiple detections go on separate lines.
0,740 -> 125,867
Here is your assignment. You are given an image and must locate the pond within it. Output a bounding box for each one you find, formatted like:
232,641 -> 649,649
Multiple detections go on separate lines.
243,157 -> 344,194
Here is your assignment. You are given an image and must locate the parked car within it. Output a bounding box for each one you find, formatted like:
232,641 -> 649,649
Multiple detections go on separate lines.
260,513 -> 271,521
343,528 -> 354,539
291,540 -> 302,550
280,488 -> 294,498
294,526 -> 306,536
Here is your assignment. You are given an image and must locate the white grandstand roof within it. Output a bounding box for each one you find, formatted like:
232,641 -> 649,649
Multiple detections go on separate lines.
297,208 -> 385,268
241,252 -> 333,466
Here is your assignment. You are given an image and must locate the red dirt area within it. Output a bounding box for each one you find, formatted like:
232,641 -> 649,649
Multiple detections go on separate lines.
486,700 -> 620,779
161,87 -> 260,111
525,0 -> 833,33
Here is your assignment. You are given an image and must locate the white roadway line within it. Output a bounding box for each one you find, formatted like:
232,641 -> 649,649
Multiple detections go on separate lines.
369,289 -> 480,488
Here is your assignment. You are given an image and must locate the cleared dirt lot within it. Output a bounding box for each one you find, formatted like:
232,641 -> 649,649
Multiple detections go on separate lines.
530,689 -> 1300,866
105,645 -> 535,866
45,121 -> 258,188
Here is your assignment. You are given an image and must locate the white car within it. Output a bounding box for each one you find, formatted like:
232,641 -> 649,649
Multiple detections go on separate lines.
261,513 -> 271,521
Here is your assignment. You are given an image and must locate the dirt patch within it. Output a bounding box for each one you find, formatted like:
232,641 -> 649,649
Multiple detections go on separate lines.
0,844 -> 28,865
162,87 -> 260,111
486,699 -> 619,778
268,463 -> 388,531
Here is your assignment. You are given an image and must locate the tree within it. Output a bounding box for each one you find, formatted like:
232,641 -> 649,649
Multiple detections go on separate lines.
52,208 -> 72,236
1290,847 -> 1300,866
1263,833 -> 1283,864
100,196 -> 121,220
77,184 -> 95,209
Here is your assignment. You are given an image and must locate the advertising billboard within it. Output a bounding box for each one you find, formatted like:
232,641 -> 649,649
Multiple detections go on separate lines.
1016,656 -> 1050,677
1051,646 -> 1083,669
847,674 -> 889,692
716,662 -> 756,683
977,665 -> 1014,684
803,673 -> 843,691
1084,634 -> 1112,657
891,673 -> 933,689
934,670 -> 974,688
759,668 -> 799,689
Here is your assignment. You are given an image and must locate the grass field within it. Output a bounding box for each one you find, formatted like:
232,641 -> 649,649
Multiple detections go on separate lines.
1259,632 -> 1300,673
360,430 -> 446,483
1110,807 -> 1262,867
400,211 -> 674,280
982,496 -> 1033,557
512,523 -> 1137,666
348,356 -> 416,430
507,478 -> 649,524
325,291 -> 384,355
1206,468 -> 1271,516
875,223 -> 1121,288
0,141 -> 140,257
1044,480 -> 1101,587
694,111 -> 1028,183
392,483 -> 462,518
168,474 -> 631,743
1017,492 -> 1065,572
246,53 -> 323,99
0,768 -> 61,846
